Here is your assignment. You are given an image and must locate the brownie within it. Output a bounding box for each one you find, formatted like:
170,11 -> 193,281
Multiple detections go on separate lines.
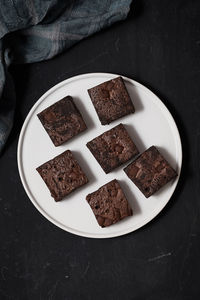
37,96 -> 87,146
88,76 -> 135,125
86,123 -> 139,174
124,146 -> 177,198
86,179 -> 132,227
36,150 -> 88,201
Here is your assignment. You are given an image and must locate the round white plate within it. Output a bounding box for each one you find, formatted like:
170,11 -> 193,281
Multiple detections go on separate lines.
17,73 -> 182,238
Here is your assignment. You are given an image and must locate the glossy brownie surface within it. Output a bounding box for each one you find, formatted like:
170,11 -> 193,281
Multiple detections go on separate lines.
88,76 -> 135,125
124,146 -> 177,198
36,150 -> 88,201
86,124 -> 139,173
86,179 -> 132,227
37,96 -> 86,146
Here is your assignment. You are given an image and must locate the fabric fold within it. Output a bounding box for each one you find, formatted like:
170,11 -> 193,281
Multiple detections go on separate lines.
0,0 -> 132,153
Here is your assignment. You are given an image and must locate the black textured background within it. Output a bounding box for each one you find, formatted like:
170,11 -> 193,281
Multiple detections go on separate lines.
0,0 -> 200,299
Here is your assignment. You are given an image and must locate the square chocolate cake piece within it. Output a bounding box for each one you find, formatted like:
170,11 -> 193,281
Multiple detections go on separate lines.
36,150 -> 88,201
37,96 -> 87,146
88,76 -> 135,125
86,179 -> 133,227
86,123 -> 139,174
124,146 -> 177,198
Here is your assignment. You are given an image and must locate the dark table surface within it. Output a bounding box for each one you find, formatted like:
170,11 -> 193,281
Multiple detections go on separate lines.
0,0 -> 200,299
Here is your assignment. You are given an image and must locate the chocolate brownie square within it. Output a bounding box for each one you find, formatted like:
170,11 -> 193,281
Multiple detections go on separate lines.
124,146 -> 177,198
37,96 -> 87,146
36,150 -> 88,201
86,179 -> 133,227
86,124 -> 139,174
88,76 -> 135,125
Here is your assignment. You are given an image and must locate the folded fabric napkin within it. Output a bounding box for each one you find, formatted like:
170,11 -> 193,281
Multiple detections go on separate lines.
0,0 -> 132,154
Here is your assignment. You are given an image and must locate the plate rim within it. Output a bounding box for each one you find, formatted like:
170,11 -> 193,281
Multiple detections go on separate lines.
17,72 -> 182,239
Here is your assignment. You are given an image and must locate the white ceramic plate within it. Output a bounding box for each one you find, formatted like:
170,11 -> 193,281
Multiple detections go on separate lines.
17,73 -> 182,238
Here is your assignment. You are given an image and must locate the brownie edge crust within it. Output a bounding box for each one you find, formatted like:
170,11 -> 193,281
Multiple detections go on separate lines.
36,150 -> 88,201
86,179 -> 133,227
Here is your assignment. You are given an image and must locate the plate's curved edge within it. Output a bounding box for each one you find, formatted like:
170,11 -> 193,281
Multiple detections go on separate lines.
17,72 -> 182,239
